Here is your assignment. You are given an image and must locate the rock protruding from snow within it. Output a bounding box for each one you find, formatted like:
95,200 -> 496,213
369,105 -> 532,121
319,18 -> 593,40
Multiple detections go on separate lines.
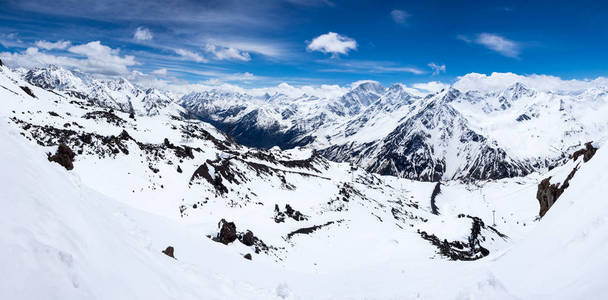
240,230 -> 256,246
418,215 -> 507,261
213,219 -> 238,245
19,86 -> 37,98
162,246 -> 175,259
48,144 -> 76,170
537,142 -> 599,217
572,142 -> 598,163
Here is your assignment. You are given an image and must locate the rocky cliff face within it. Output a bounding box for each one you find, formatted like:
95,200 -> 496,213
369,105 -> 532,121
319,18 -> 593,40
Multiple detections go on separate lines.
537,142 -> 598,217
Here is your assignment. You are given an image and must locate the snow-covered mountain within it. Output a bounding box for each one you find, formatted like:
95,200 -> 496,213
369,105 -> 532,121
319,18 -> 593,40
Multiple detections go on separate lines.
24,65 -> 176,116
2,62 -> 608,299
181,77 -> 608,182
179,81 -> 389,149
11,64 -> 608,183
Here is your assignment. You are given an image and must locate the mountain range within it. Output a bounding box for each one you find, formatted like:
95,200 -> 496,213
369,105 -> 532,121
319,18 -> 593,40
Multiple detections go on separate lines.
182,72 -> 607,181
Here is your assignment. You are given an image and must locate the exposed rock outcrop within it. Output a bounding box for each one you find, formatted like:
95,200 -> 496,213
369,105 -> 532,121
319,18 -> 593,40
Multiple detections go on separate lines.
210,219 -> 274,255
48,144 -> 76,170
418,215 -> 507,261
430,182 -> 441,215
537,142 -> 598,217
20,86 -> 37,98
537,167 -> 578,217
274,204 -> 308,223
162,246 -> 175,259
286,221 -> 337,239
572,141 -> 597,162
213,219 -> 237,245
240,230 -> 255,246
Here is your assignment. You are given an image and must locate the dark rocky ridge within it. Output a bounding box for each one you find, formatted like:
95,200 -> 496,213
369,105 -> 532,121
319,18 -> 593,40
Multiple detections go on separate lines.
418,214 -> 507,261
430,182 -> 441,215
20,86 -> 37,98
536,142 -> 598,217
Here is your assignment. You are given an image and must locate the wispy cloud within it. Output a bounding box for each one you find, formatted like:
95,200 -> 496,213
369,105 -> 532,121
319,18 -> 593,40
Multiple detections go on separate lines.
456,34 -> 472,44
174,48 -> 207,63
475,33 -> 520,58
390,9 -> 410,24
35,40 -> 71,50
152,68 -> 167,76
307,32 -> 357,56
317,59 -> 425,75
412,81 -> 449,93
1,41 -> 138,75
0,33 -> 26,48
209,39 -> 286,59
133,27 -> 153,41
460,33 -> 521,58
10,0 -> 277,29
428,62 -> 446,75
205,44 -> 251,61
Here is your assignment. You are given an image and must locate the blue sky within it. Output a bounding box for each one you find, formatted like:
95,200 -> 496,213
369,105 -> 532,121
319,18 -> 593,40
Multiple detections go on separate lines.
0,0 -> 606,88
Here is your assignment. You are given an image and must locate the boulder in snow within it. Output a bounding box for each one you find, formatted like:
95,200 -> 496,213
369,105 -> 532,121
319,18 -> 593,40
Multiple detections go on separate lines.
48,144 -> 75,170
213,219 -> 237,245
162,246 -> 175,259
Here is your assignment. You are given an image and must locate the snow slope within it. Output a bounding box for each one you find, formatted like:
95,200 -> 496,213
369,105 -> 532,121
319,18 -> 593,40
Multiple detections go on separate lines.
490,145 -> 608,299
2,63 -> 608,299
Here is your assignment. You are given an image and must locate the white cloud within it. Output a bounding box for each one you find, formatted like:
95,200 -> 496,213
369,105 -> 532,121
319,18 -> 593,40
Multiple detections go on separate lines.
174,48 -> 207,63
456,34 -> 472,44
318,59 -> 425,75
152,68 -> 167,76
249,82 -> 348,99
350,80 -> 381,89
0,33 -> 26,48
307,32 -> 357,56
67,41 -> 138,74
428,62 -> 446,75
35,40 -> 71,50
390,10 -> 410,24
222,72 -> 256,81
1,47 -> 77,69
412,81 -> 449,93
475,33 -> 520,58
133,27 -> 153,41
205,44 -> 251,61
0,41 -> 138,75
453,72 -> 608,93
376,66 -> 424,74
204,39 -> 286,58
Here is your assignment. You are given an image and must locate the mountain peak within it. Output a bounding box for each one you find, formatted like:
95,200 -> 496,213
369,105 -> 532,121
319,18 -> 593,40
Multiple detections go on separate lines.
24,64 -> 84,91
339,81 -> 386,114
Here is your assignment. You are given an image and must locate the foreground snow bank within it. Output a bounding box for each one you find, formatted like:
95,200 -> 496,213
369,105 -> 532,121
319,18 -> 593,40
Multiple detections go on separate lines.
0,118 -> 288,299
491,146 -> 608,299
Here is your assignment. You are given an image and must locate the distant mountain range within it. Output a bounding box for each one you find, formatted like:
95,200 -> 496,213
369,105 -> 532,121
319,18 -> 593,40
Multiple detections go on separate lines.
181,74 -> 608,181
